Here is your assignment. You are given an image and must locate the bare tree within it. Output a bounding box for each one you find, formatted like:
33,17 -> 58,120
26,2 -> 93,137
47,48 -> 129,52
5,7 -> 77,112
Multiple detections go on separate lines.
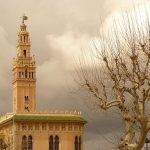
76,7 -> 150,150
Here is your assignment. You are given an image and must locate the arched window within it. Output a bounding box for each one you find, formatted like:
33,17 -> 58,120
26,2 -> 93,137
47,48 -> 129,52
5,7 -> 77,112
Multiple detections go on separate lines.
55,136 -> 59,150
49,135 -> 53,150
25,69 -> 28,78
24,96 -> 29,110
75,136 -> 78,150
79,136 -> 81,150
28,135 -> 33,150
23,50 -> 26,57
25,96 -> 29,101
22,135 -> 27,150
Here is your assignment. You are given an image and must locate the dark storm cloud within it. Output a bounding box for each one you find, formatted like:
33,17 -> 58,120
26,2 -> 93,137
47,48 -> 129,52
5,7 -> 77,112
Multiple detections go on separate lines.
0,0 -> 148,149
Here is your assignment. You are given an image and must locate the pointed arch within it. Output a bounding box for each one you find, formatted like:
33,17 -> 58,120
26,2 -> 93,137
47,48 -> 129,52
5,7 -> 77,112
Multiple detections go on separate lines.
75,136 -> 78,150
28,135 -> 33,150
22,135 -> 27,150
49,135 -> 53,150
54,135 -> 59,150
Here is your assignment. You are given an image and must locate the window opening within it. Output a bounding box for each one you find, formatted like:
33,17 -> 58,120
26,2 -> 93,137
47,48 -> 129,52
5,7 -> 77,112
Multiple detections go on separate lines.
24,36 -> 26,43
55,136 -> 59,150
22,135 -> 27,150
32,72 -> 33,78
23,50 -> 26,57
75,136 -> 78,150
49,136 -> 53,150
79,136 -> 81,150
25,69 -> 27,78
28,135 -> 33,150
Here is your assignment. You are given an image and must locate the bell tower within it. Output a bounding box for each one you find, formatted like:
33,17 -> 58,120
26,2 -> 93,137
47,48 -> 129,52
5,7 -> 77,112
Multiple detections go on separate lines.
12,15 -> 36,113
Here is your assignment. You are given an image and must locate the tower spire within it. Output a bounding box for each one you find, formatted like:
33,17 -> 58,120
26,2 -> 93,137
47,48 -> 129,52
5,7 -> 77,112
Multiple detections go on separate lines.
17,15 -> 30,57
12,16 -> 36,113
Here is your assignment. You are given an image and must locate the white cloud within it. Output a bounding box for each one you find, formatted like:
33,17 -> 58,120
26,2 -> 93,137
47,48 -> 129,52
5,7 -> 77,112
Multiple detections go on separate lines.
46,31 -> 92,69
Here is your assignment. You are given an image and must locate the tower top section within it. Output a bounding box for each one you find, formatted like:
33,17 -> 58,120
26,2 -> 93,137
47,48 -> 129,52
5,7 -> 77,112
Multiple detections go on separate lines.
19,15 -> 28,33
17,15 -> 30,50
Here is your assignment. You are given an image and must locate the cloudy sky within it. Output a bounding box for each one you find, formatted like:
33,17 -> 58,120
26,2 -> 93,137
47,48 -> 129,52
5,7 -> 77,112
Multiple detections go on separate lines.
0,0 -> 149,149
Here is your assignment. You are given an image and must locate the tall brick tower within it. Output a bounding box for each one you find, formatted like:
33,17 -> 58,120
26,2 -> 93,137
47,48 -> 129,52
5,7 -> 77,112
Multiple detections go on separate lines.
12,16 -> 36,113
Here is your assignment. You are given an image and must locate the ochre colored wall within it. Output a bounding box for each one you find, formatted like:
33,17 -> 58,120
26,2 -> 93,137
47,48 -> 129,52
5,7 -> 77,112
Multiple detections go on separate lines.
14,121 -> 84,150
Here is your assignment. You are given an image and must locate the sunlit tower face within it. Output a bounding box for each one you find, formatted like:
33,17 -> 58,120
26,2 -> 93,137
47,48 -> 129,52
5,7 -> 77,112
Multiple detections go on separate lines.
12,16 -> 36,113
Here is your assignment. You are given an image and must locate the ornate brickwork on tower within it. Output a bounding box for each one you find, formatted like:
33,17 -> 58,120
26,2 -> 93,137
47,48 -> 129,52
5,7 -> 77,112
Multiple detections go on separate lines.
12,16 -> 36,113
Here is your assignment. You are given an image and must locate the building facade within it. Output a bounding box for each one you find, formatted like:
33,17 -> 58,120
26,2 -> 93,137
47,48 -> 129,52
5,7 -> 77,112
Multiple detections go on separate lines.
0,16 -> 85,150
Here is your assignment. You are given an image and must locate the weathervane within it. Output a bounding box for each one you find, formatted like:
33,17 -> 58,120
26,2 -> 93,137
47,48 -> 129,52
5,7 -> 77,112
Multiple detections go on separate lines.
21,14 -> 28,24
